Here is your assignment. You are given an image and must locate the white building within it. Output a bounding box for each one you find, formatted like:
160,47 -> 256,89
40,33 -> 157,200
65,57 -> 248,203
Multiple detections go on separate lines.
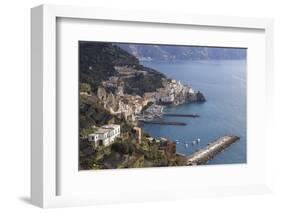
88,124 -> 121,148
79,92 -> 91,96
160,93 -> 175,103
188,87 -> 195,94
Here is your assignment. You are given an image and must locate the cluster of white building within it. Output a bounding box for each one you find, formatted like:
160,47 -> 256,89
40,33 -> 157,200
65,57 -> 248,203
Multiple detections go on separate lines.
88,124 -> 121,148
144,80 -> 195,104
98,85 -> 149,122
99,74 -> 196,123
109,94 -> 148,122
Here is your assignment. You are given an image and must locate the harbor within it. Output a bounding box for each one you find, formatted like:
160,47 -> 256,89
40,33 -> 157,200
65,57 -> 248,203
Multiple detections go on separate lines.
140,120 -> 187,126
137,103 -> 199,126
141,60 -> 246,165
186,136 -> 240,165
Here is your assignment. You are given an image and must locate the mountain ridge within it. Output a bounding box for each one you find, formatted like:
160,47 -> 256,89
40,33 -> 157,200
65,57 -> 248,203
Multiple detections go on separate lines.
79,41 -> 166,93
117,44 -> 246,61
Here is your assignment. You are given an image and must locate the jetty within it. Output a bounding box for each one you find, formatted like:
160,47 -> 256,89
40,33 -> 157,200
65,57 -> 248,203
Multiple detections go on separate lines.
186,136 -> 240,165
164,113 -> 200,118
141,120 -> 187,126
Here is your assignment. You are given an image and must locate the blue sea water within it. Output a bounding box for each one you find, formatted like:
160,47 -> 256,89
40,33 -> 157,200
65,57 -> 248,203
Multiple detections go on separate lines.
141,60 -> 247,165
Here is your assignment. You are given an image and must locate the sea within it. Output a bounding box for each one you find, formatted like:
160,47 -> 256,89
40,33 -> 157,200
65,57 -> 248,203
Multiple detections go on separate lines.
140,60 -> 247,165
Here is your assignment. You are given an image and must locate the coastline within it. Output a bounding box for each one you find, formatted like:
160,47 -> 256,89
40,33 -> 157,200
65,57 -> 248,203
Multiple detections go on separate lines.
79,42 -> 246,169
140,60 -> 246,165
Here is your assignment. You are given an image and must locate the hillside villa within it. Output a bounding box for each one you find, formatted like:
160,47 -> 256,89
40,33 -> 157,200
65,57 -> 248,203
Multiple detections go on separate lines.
88,124 -> 121,148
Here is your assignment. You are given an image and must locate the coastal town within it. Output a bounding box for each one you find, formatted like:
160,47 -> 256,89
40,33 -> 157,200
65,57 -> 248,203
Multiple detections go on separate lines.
79,64 -> 235,170
79,41 -> 240,170
94,65 -> 206,123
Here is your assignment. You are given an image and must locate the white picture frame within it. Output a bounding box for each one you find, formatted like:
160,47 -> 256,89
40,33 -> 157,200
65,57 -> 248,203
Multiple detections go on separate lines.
31,4 -> 274,208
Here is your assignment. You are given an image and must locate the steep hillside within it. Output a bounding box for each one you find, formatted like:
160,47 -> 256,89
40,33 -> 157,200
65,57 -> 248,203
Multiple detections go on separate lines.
79,41 -> 166,92
79,41 -> 139,91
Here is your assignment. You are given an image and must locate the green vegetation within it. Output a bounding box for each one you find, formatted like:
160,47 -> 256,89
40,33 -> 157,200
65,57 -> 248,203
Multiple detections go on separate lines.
124,72 -> 164,96
79,42 -> 139,91
111,141 -> 136,155
80,128 -> 94,137
80,94 -> 118,129
141,101 -> 154,113
79,41 -> 166,93
80,83 -> 91,93
79,132 -> 186,170
78,42 -> 187,170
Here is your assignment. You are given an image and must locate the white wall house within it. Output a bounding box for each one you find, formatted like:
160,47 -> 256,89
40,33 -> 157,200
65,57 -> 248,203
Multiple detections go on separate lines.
160,93 -> 175,103
188,87 -> 195,94
88,124 -> 121,148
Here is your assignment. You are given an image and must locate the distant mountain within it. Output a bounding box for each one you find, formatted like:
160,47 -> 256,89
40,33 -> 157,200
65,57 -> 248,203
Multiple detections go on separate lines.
117,44 -> 246,61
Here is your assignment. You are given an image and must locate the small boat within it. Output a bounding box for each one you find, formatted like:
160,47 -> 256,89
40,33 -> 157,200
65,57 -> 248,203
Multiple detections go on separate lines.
192,140 -> 196,145
197,138 -> 201,143
185,144 -> 189,148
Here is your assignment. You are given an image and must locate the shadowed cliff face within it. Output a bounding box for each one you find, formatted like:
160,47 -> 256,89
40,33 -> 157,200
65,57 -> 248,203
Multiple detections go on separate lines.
79,41 -> 167,95
196,91 -> 206,102
79,41 -> 139,91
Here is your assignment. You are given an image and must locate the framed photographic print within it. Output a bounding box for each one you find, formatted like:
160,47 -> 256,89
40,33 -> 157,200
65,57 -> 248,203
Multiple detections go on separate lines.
31,4 -> 274,208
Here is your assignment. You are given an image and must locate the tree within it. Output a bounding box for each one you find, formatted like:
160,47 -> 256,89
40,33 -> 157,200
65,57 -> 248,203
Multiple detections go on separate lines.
111,141 -> 135,155
80,83 -> 91,93
80,128 -> 94,137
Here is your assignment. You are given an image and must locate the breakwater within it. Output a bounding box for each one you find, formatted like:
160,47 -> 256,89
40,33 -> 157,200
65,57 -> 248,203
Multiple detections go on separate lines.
186,136 -> 240,165
164,113 -> 199,118
141,120 -> 187,126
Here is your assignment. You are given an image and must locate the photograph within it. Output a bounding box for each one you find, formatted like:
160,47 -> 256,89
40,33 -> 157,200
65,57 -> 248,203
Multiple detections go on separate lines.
79,41 -> 247,170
